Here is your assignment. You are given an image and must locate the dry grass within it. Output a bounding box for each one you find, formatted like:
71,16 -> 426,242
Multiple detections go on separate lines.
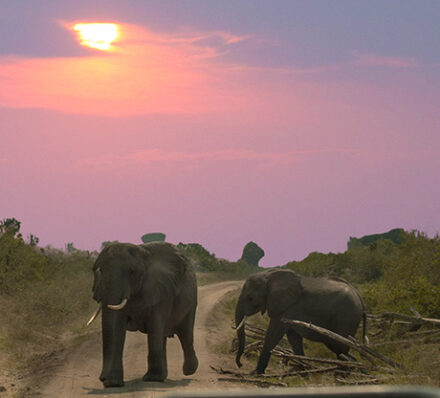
0,256 -> 97,396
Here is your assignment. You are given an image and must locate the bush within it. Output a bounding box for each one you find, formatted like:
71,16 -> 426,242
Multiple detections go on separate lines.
284,230 -> 440,317
0,233 -> 56,293
0,224 -> 96,377
363,231 -> 440,317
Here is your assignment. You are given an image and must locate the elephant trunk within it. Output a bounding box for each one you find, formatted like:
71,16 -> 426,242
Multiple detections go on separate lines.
235,305 -> 247,368
100,307 -> 127,387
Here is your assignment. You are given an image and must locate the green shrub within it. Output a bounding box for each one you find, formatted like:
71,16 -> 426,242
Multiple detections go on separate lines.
0,233 -> 57,293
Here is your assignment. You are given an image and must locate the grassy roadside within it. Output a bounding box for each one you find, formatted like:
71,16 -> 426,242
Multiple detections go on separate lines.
0,247 -> 97,397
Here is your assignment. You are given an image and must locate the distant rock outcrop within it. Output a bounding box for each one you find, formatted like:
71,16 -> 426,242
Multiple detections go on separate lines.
347,228 -> 405,250
141,233 -> 166,243
240,241 -> 265,266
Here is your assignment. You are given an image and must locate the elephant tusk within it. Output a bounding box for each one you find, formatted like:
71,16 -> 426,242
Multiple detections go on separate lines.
236,315 -> 247,330
107,298 -> 128,310
87,303 -> 101,326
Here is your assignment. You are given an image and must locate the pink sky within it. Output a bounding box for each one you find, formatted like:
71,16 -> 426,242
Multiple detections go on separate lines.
1,6 -> 439,266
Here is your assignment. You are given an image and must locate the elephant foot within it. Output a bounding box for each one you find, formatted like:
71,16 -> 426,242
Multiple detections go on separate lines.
103,378 -> 124,388
143,371 -> 166,382
251,368 -> 264,375
100,371 -> 124,388
183,354 -> 198,375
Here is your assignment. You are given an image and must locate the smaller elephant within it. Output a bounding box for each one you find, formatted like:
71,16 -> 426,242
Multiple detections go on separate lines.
235,268 -> 366,374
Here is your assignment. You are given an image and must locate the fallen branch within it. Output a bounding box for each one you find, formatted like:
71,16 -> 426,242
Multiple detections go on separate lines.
281,318 -> 400,369
241,342 -> 372,371
368,312 -> 440,327
271,348 -> 315,369
217,376 -> 287,387
211,365 -> 339,381
278,366 -> 340,378
372,334 -> 440,347
408,328 -> 440,337
271,348 -> 373,370
243,340 -> 263,353
335,376 -> 382,385
334,370 -> 378,379
210,365 -> 245,376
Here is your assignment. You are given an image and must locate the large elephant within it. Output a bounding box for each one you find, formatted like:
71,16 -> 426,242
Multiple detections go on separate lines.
235,268 -> 366,374
87,242 -> 198,387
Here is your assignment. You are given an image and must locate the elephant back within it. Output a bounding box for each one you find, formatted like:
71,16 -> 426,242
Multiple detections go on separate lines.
140,242 -> 195,298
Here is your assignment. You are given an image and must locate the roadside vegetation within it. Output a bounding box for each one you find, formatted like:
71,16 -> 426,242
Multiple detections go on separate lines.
1,219 -> 439,392
0,219 -> 96,396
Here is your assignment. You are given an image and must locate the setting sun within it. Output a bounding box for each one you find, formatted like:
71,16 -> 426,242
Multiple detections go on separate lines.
73,23 -> 119,51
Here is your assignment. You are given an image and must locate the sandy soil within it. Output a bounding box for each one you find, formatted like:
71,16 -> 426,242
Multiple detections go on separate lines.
26,280 -> 248,398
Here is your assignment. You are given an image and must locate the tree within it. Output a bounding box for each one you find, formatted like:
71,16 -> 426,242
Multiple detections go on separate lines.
27,234 -> 39,247
65,242 -> 77,253
347,228 -> 405,250
0,218 -> 22,238
177,242 -> 218,271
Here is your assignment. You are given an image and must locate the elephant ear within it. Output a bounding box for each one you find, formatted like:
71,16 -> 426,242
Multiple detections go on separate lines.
139,243 -> 187,307
266,270 -> 303,318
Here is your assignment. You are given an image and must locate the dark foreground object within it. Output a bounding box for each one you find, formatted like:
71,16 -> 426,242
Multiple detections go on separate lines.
167,385 -> 440,398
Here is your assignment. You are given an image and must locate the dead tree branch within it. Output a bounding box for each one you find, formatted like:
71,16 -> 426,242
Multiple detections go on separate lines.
281,318 -> 400,369
271,348 -> 374,370
368,312 -> 440,327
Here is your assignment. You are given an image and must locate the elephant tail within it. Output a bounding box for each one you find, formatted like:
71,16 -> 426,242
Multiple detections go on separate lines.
362,311 -> 369,346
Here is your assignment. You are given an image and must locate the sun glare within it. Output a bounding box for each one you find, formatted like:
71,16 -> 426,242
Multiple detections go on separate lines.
73,23 -> 119,51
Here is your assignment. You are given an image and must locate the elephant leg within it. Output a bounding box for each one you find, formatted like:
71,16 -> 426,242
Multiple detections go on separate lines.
254,318 -> 287,374
324,339 -> 355,361
162,337 -> 168,374
286,328 -> 304,356
143,334 -> 168,382
176,309 -> 198,376
100,308 -> 127,387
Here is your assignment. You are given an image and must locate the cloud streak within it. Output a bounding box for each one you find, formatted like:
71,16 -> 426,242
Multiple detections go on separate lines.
353,52 -> 418,68
76,148 -> 360,172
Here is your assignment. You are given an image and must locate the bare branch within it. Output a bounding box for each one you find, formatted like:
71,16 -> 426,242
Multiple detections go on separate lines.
217,376 -> 288,387
281,318 -> 400,369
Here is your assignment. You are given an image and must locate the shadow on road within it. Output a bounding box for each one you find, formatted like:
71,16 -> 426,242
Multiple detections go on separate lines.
84,377 -> 191,395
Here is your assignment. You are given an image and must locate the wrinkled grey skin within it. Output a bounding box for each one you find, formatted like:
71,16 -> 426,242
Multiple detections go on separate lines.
92,242 -> 198,387
235,268 -> 366,374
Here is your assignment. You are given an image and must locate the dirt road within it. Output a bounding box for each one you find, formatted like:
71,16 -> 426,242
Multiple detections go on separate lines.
35,280 -> 245,397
